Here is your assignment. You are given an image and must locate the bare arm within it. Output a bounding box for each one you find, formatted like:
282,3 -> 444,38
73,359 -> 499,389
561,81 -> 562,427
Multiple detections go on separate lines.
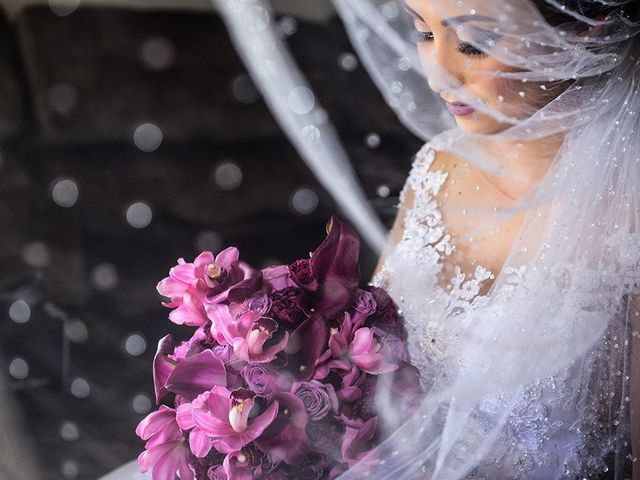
629,294 -> 640,480
371,187 -> 415,280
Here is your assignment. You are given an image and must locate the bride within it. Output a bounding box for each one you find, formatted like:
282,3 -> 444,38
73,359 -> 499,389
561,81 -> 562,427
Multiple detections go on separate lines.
103,0 -> 640,478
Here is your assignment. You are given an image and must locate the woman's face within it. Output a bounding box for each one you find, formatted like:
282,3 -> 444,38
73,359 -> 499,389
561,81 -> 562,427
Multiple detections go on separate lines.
404,0 -> 544,135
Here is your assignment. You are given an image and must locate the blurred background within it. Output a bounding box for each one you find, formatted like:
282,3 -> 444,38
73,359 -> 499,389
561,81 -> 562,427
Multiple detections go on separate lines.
0,0 -> 421,478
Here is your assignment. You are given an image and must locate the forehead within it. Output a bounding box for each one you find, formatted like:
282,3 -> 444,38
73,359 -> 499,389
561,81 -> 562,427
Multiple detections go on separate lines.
404,0 -> 539,38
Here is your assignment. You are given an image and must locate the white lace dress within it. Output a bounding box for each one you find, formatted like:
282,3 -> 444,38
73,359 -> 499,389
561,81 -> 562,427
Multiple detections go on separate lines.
372,143 -> 629,480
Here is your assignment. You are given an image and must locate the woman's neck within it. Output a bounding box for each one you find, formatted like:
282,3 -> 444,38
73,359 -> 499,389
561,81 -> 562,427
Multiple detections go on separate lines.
478,133 -> 565,201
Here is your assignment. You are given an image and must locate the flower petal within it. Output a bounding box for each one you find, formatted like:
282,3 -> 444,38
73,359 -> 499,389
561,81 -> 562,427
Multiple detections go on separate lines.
285,315 -> 329,381
135,405 -> 176,440
165,350 -> 227,401
175,403 -> 195,431
254,394 -> 309,464
138,441 -> 178,473
152,442 -> 191,480
215,247 -> 240,268
189,428 -> 214,458
310,217 -> 360,317
153,335 -> 177,404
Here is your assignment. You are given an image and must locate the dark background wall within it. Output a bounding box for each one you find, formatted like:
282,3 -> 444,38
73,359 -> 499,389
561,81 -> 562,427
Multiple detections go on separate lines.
0,3 -> 421,479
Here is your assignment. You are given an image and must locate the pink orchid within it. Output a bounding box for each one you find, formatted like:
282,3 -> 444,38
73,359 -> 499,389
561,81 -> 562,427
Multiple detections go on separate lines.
177,386 -> 279,454
348,328 -> 398,375
157,249 -> 240,300
167,289 -> 208,327
156,249 -> 240,326
136,405 -> 194,480
206,304 -> 289,363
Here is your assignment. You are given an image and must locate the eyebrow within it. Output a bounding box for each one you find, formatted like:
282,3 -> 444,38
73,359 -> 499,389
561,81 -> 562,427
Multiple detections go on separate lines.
403,5 -> 496,28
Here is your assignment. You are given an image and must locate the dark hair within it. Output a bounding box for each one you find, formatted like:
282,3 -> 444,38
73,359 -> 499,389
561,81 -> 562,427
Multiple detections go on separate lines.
532,0 -> 639,26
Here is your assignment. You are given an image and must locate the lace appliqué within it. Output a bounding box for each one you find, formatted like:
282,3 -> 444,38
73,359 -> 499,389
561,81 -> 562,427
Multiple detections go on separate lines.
373,143 -> 495,383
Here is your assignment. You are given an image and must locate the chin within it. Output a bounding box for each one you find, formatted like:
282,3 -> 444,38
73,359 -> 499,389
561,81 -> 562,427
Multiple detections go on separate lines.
455,114 -> 510,136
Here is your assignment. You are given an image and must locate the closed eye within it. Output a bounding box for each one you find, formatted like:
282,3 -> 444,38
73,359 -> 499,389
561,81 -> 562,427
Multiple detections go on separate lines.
412,29 -> 486,57
411,30 -> 434,43
457,42 -> 485,56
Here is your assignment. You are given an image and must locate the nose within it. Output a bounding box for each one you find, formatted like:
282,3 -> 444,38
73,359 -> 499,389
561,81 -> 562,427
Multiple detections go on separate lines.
422,48 -> 465,94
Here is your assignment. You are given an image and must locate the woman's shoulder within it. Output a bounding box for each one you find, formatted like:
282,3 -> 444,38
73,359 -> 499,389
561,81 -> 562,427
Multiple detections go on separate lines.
403,142 -> 456,198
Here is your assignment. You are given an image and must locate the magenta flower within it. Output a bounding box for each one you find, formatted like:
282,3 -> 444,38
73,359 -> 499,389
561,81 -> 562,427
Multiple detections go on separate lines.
153,335 -> 177,404
284,315 -> 329,381
164,350 -> 227,401
206,261 -> 263,305
269,287 -> 306,325
341,416 -> 378,468
207,304 -> 289,363
136,406 -> 194,480
157,250 -> 239,327
254,392 -> 310,464
177,386 -> 279,454
157,249 -> 238,298
222,449 -> 263,480
288,259 -> 318,291
348,328 -> 398,375
310,216 -> 360,319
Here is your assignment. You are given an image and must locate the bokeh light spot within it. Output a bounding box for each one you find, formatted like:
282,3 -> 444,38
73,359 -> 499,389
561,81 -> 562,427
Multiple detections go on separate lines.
70,377 -> 90,398
60,421 -> 80,442
64,319 -> 89,344
92,263 -> 119,291
213,162 -> 243,191
126,202 -> 153,229
8,357 -> 29,379
51,178 -> 79,208
132,394 -> 152,414
288,86 -> 315,115
9,300 -> 31,324
22,241 -> 51,268
125,333 -> 147,357
291,188 -> 319,215
133,123 -> 163,152
140,36 -> 176,71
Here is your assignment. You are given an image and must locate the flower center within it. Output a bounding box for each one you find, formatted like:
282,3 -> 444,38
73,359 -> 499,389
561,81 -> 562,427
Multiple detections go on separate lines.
207,263 -> 225,281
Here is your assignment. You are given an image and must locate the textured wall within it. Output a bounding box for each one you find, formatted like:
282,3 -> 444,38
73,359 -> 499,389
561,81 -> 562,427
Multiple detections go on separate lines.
0,4 -> 420,479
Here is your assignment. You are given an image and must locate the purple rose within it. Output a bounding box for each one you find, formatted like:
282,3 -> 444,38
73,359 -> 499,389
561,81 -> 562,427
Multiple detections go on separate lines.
368,286 -> 404,338
244,292 -> 272,316
242,364 -> 274,396
372,328 -> 408,363
354,290 -> 377,316
294,380 -> 338,421
241,364 -> 293,397
270,287 -> 306,325
262,265 -> 296,291
289,259 -> 318,291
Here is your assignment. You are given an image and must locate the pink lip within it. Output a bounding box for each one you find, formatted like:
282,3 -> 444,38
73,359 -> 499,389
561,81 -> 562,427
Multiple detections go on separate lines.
446,101 -> 476,116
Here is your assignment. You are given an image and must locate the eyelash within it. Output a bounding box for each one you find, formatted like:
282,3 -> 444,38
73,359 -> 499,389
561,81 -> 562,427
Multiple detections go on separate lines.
412,30 -> 486,57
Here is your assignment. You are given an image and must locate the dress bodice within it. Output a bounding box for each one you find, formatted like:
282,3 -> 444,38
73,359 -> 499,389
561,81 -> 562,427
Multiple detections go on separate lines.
372,143 -> 630,479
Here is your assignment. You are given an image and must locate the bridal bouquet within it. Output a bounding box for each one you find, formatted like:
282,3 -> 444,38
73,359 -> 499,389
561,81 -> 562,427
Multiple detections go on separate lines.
136,217 -> 421,479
